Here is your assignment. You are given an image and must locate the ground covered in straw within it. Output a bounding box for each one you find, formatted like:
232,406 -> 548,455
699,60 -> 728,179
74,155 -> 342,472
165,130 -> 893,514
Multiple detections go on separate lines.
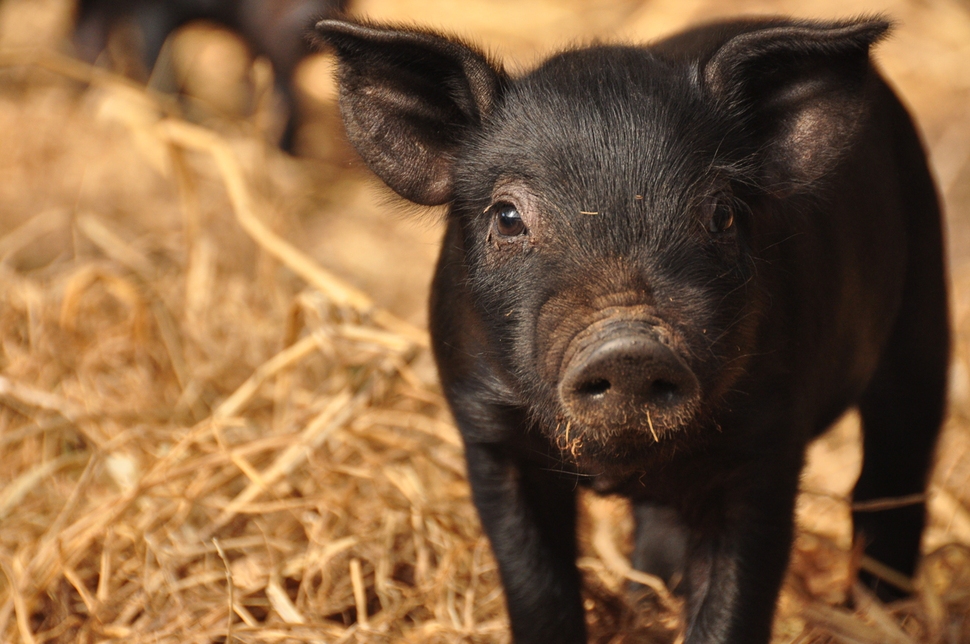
1,0 -> 970,642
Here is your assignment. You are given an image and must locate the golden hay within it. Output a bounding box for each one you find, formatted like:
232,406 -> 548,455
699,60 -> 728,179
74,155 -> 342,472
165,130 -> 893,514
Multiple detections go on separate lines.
1,1 -> 969,642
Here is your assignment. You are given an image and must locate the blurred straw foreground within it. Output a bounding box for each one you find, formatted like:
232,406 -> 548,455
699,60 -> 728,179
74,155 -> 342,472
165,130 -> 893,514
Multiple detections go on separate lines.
1,0 -> 970,642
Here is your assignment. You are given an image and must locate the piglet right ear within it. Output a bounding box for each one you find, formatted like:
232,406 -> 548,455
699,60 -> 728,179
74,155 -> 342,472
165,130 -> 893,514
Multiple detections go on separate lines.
702,19 -> 890,194
314,20 -> 505,205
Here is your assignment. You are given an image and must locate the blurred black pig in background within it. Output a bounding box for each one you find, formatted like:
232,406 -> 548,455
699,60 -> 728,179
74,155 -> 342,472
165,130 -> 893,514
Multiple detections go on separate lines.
74,0 -> 348,150
316,16 -> 949,644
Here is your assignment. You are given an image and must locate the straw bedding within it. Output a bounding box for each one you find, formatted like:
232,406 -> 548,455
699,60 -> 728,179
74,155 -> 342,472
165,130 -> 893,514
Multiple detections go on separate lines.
1,0 -> 969,642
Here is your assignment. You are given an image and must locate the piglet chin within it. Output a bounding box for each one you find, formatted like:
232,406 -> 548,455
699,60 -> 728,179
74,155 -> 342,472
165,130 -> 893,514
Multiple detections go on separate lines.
550,400 -> 701,468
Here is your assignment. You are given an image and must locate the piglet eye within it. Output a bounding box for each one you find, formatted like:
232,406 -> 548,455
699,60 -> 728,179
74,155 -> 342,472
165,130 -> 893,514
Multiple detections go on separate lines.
707,201 -> 735,234
490,202 -> 527,237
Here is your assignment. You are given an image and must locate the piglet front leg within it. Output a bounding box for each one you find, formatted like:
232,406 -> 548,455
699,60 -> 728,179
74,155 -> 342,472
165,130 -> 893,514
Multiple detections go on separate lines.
463,434 -> 586,644
679,460 -> 801,644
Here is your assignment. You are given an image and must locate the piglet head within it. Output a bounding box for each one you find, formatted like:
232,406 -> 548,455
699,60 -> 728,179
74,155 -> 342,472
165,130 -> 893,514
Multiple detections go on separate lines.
314,17 -> 888,462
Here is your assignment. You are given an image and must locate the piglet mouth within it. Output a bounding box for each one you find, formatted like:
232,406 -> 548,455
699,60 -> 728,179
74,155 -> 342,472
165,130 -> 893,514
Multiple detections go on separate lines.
557,317 -> 700,440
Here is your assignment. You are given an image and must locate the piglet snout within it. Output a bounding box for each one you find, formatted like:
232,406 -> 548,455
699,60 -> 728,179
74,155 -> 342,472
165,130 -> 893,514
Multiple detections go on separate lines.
560,320 -> 698,432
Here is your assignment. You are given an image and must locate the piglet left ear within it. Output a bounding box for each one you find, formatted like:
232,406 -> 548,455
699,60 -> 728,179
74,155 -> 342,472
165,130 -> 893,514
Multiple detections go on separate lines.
313,20 -> 505,205
703,19 -> 891,193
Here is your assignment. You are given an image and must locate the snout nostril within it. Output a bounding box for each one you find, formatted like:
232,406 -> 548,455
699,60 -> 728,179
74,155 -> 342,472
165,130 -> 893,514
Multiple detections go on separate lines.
576,378 -> 611,398
559,327 -> 700,429
650,379 -> 679,402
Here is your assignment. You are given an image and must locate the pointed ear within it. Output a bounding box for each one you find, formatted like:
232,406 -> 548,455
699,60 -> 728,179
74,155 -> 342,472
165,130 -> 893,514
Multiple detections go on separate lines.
313,19 -> 505,205
703,19 -> 891,193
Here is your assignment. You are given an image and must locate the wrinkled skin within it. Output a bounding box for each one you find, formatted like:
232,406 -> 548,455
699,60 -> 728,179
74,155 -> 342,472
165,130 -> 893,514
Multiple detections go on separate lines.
315,17 -> 949,644
74,0 -> 347,150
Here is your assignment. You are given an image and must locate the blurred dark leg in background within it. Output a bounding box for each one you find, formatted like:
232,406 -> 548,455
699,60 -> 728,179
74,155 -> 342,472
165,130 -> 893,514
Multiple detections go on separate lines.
72,0 -> 349,152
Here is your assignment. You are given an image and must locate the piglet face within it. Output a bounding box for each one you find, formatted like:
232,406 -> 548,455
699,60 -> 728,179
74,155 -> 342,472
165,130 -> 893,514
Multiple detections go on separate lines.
450,48 -> 761,457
